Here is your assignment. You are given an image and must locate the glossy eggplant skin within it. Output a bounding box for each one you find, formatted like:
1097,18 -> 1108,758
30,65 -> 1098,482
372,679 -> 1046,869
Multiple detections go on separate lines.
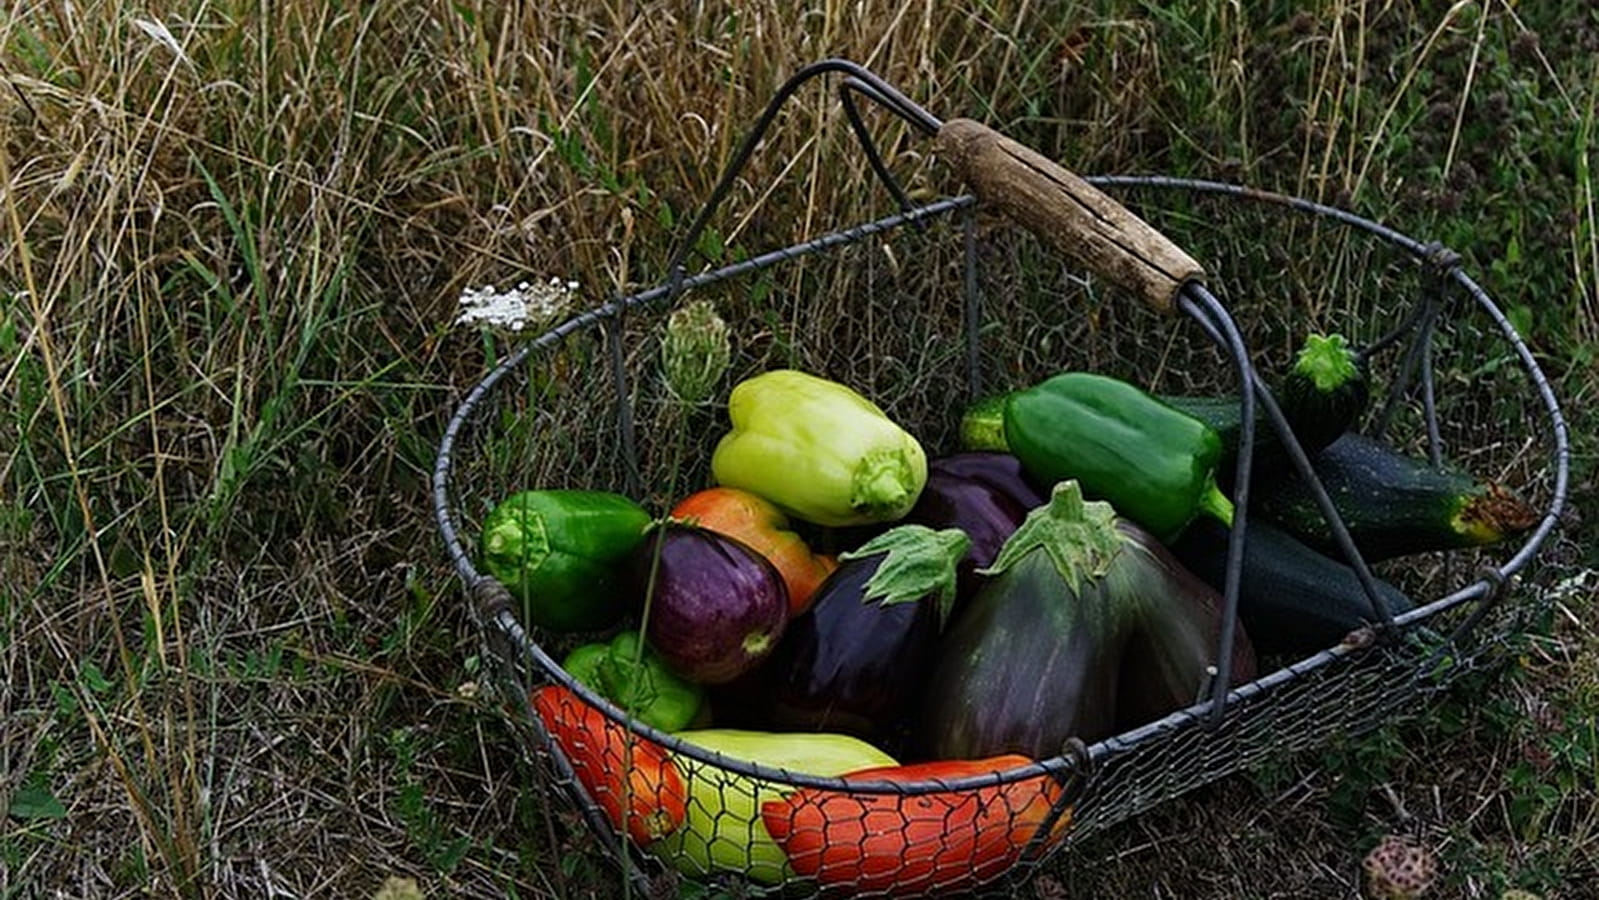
921,551 -> 1128,758
633,522 -> 789,685
755,554 -> 942,741
920,452 -> 1047,511
907,453 -> 1045,600
919,486 -> 1257,760
1113,522 -> 1258,731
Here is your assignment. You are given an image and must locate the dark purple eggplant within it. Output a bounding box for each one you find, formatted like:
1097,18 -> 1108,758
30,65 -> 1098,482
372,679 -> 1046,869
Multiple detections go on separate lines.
921,481 -> 1257,759
1113,525 -> 1257,731
907,452 -> 1046,600
748,525 -> 969,741
921,452 -> 1048,510
632,522 -> 789,685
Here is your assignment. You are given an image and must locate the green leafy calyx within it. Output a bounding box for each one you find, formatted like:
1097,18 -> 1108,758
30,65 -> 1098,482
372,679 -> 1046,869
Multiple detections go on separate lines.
840,524 -> 971,628
980,480 -> 1123,594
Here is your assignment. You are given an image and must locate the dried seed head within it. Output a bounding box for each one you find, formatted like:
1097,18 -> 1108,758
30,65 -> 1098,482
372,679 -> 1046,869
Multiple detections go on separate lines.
1362,834 -> 1439,899
661,299 -> 731,405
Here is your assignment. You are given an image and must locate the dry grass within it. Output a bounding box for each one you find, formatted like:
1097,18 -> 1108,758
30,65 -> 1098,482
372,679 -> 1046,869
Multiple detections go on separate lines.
2,1 -> 1596,897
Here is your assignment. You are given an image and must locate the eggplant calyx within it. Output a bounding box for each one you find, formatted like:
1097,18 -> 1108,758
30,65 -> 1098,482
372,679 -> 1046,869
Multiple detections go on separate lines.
838,524 -> 971,628
741,629 -> 776,657
980,480 -> 1121,595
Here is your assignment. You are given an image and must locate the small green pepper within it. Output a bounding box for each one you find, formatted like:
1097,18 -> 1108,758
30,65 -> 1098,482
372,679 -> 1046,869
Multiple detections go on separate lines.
1004,372 -> 1234,542
561,642 -> 611,687
562,631 -> 705,732
478,489 -> 652,632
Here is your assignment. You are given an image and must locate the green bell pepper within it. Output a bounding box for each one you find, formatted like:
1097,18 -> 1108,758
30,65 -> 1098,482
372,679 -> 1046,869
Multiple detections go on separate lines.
561,631 -> 705,733
1004,372 -> 1234,542
478,489 -> 651,632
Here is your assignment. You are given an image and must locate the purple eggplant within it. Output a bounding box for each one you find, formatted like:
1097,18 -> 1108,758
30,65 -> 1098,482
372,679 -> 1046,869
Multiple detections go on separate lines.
744,525 -> 969,741
907,452 -> 1046,601
921,451 -> 1048,509
1113,524 -> 1258,731
632,522 -> 789,685
921,481 -> 1257,759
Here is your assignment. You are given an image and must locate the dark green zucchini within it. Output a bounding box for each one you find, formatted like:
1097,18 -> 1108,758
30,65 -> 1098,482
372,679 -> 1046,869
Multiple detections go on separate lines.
1278,333 -> 1369,455
1169,516 -> 1414,656
1253,432 -> 1542,562
1161,332 -> 1369,486
1158,394 -> 1284,480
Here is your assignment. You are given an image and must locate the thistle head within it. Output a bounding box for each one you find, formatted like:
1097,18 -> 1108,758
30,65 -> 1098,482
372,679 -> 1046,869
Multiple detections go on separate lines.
1362,834 -> 1439,899
661,299 -> 731,405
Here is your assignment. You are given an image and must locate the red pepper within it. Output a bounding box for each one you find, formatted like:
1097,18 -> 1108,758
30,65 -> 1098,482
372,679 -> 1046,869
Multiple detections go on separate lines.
671,487 -> 837,615
760,754 -> 1071,896
530,685 -> 687,845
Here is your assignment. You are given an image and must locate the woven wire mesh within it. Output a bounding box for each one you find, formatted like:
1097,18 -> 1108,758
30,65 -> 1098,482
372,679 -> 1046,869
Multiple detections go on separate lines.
433,173 -> 1566,897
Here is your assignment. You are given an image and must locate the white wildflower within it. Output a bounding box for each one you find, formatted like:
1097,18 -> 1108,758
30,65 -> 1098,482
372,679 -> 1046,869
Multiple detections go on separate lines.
455,277 -> 577,332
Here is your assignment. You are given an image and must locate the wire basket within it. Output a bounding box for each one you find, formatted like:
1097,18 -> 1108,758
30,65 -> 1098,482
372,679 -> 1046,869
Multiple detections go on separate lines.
431,60 -> 1569,897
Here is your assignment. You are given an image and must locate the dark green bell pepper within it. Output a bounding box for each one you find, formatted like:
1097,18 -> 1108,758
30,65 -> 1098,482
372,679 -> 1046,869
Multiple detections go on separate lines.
562,631 -> 705,732
1003,372 -> 1234,542
478,489 -> 651,632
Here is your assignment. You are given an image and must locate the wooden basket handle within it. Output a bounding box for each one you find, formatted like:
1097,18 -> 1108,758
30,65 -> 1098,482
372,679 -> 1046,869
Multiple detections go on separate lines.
937,118 -> 1204,312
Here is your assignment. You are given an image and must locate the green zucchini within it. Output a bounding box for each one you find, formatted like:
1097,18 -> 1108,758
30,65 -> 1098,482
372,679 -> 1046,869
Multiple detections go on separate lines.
1253,432 -> 1541,562
958,393 -> 1010,453
1169,516 -> 1414,656
1162,332 -> 1370,485
1278,333 -> 1369,455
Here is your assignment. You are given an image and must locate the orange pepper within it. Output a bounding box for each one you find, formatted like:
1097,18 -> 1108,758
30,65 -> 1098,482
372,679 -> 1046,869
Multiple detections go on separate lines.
670,487 -> 837,615
530,685 -> 687,845
761,754 -> 1071,896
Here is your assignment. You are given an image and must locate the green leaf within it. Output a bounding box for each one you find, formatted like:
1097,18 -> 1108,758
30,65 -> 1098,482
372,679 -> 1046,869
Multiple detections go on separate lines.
10,783 -> 66,820
79,661 -> 112,694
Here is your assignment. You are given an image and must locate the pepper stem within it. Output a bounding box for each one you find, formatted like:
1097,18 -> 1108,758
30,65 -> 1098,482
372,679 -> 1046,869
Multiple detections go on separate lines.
1197,479 -> 1235,527
850,449 -> 914,517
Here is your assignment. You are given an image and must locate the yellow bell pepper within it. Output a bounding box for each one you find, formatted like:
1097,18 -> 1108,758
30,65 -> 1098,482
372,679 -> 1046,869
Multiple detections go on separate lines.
653,728 -> 898,883
711,370 -> 927,527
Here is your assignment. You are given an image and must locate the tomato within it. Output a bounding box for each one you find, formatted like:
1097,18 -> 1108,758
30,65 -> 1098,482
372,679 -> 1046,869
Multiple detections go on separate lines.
760,754 -> 1071,896
530,685 -> 687,845
670,487 -> 836,615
